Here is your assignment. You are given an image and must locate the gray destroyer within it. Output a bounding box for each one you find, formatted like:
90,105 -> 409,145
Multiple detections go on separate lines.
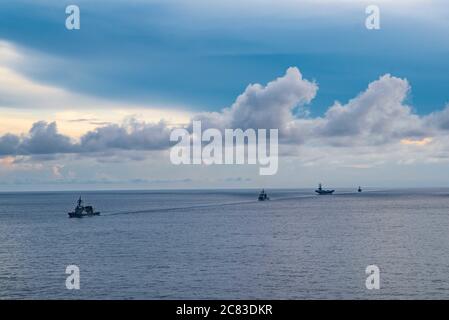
68,197 -> 100,218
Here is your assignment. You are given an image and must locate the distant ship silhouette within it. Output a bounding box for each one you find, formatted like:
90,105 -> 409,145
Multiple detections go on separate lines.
315,183 -> 334,195
258,189 -> 270,201
68,197 -> 100,218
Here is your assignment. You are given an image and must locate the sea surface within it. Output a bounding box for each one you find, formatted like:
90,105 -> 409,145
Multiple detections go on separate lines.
1,188 -> 449,299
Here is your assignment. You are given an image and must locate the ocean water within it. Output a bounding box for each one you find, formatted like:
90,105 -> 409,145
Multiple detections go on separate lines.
1,188 -> 449,299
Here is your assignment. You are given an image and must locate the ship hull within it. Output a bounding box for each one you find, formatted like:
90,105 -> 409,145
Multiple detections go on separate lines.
315,190 -> 334,195
68,212 -> 100,218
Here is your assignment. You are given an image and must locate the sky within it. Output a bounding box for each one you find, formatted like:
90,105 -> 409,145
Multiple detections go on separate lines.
0,0 -> 449,190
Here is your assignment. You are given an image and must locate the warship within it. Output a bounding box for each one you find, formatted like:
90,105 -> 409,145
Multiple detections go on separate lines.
315,183 -> 334,195
68,197 -> 100,218
258,189 -> 270,201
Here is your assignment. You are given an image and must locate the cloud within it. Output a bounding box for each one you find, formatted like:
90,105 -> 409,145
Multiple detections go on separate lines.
0,119 -> 171,157
80,118 -> 171,152
311,74 -> 427,146
0,156 -> 15,168
0,121 -> 78,156
20,121 -> 77,155
189,68 -> 449,169
401,137 -> 433,146
1,67 -> 449,172
424,104 -> 449,131
52,164 -> 63,178
193,70 -> 432,147
67,118 -> 112,126
0,121 -> 76,156
194,67 -> 318,138
0,134 -> 20,155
